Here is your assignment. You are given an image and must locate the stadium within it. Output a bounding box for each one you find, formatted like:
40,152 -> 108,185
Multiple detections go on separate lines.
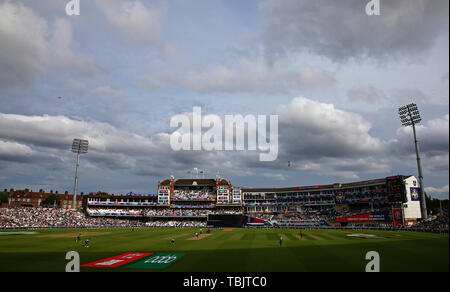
0,0 -> 448,278
0,174 -> 448,272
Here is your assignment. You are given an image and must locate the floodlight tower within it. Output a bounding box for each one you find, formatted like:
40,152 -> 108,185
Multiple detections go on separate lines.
398,103 -> 428,219
71,139 -> 88,210
199,169 -> 207,179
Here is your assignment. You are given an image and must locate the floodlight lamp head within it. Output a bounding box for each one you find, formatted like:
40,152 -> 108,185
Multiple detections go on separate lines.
398,106 -> 407,113
72,139 -> 89,154
399,103 -> 423,127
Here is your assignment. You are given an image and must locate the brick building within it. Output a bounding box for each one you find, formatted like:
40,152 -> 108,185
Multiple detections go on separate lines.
3,188 -> 84,210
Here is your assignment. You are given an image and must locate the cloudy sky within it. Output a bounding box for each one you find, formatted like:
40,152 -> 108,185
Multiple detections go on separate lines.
0,0 -> 448,198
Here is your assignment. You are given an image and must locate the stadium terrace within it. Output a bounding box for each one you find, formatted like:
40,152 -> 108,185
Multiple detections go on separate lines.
1,174 -> 437,230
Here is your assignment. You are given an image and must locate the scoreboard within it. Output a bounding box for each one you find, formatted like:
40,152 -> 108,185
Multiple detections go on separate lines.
386,176 -> 406,203
158,189 -> 170,205
207,214 -> 244,227
232,189 -> 242,204
217,189 -> 229,204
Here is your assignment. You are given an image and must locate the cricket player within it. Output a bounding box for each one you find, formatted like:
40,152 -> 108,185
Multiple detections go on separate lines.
300,231 -> 303,240
76,234 -> 81,243
279,236 -> 283,246
171,238 -> 175,245
84,238 -> 90,248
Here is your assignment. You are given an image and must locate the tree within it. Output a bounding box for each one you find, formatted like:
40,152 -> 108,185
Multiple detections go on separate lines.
40,195 -> 61,208
425,193 -> 449,215
0,192 -> 8,206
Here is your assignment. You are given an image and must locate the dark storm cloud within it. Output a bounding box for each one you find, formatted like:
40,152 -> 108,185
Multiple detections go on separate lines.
259,0 -> 449,62
388,114 -> 449,173
0,0 -> 448,194
0,139 -> 66,168
241,98 -> 449,180
234,97 -> 390,179
0,98 -> 448,187
0,112 -> 232,179
0,1 -> 97,88
276,97 -> 383,160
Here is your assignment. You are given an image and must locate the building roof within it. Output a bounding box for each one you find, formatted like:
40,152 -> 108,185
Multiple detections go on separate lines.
241,175 -> 410,193
159,177 -> 230,187
242,186 -> 329,193
87,193 -> 157,199
217,179 -> 230,186
175,179 -> 217,186
159,179 -> 171,186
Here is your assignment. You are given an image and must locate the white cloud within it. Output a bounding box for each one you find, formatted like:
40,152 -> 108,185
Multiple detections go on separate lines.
48,18 -> 97,76
0,1 -> 97,88
276,97 -> 384,158
259,0 -> 449,62
0,112 -> 231,177
244,97 -> 390,179
0,100 -> 447,186
92,85 -> 127,98
261,173 -> 286,181
0,140 -> 35,162
94,0 -> 163,45
347,86 -> 430,105
389,88 -> 429,105
425,185 -> 449,194
0,1 -> 48,87
348,86 -> 387,104
140,58 -> 335,94
63,79 -> 87,92
389,114 -> 449,172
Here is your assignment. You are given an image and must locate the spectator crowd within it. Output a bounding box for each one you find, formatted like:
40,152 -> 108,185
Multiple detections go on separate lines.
87,208 -> 243,217
0,207 -> 241,229
411,213 -> 449,231
2,207 -> 447,232
172,190 -> 215,201
145,220 -> 207,228
0,208 -> 145,228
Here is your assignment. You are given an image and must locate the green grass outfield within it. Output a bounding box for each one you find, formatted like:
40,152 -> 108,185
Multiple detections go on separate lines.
0,228 -> 448,272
